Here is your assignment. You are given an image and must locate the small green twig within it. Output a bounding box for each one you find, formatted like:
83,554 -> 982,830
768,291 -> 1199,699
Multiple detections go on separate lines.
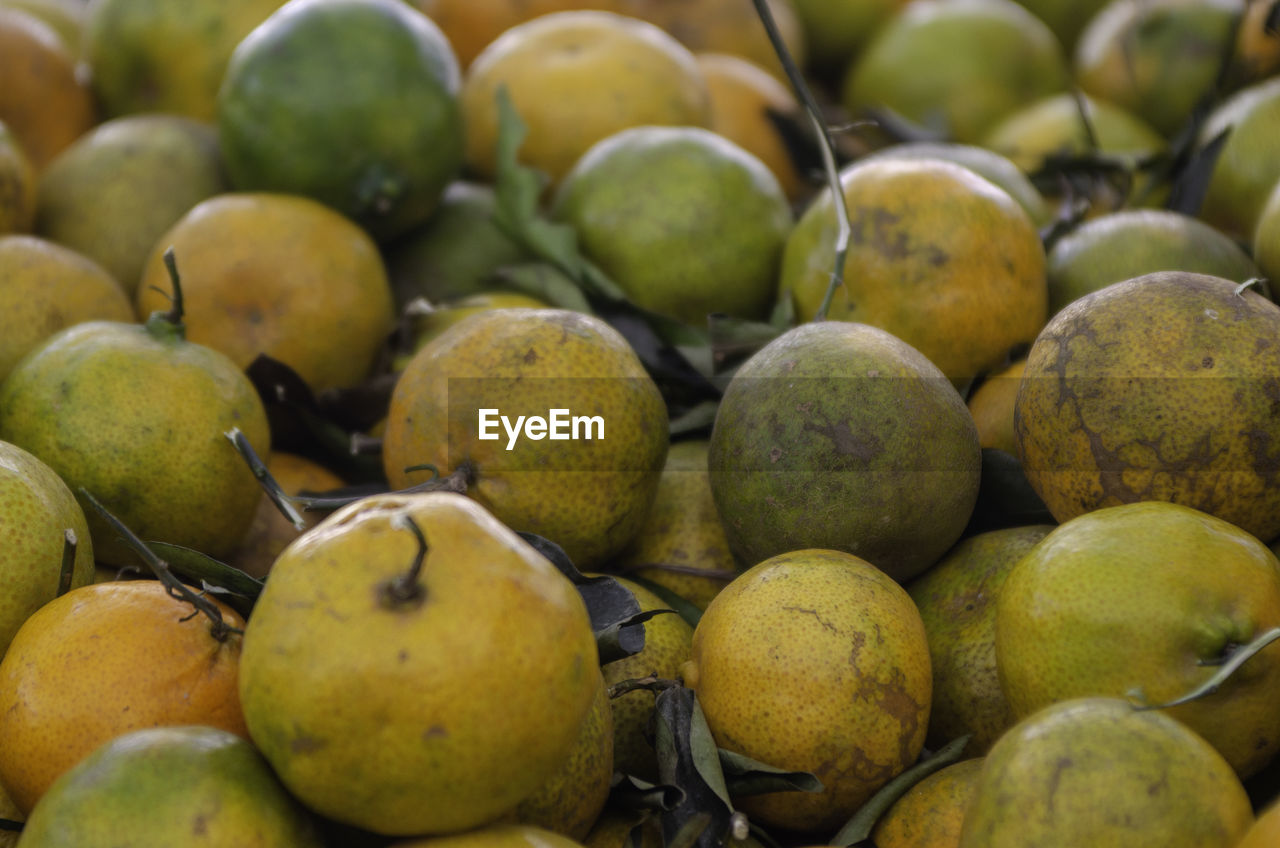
1128,627 -> 1280,711
79,489 -> 240,642
57,529 -> 77,598
748,0 -> 851,321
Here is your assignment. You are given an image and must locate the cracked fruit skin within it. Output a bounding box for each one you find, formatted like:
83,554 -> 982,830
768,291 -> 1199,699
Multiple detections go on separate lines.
1014,270 -> 1280,543
958,697 -> 1254,848
237,491 -> 601,837
681,548 -> 932,835
995,502 -> 1280,778
382,308 -> 668,568
707,321 -> 981,583
779,157 -> 1047,384
16,726 -> 323,847
0,319 -> 271,567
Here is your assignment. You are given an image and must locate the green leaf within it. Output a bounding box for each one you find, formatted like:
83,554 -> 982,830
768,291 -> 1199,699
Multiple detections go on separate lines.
490,262 -> 595,314
707,313 -> 785,374
718,748 -> 823,798
145,542 -> 264,602
610,774 -> 687,812
515,531 -> 650,662
830,735 -> 973,846
668,401 -> 720,438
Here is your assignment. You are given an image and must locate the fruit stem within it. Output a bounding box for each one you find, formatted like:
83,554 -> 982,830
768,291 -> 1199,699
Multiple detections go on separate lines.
144,247 -> 187,341
748,0 -> 850,321
56,529 -> 77,598
379,513 -> 429,608
224,427 -> 307,530
607,675 -> 682,700
78,488 -> 240,642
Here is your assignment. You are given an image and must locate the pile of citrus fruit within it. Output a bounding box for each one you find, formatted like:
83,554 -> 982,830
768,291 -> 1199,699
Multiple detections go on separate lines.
2,0 -> 1280,845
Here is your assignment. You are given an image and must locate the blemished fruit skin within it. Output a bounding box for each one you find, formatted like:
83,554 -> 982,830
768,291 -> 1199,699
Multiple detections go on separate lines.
382,308 -> 669,569
907,524 -> 1053,753
237,492 -> 601,836
683,548 -> 932,834
779,157 -> 1048,385
995,501 -> 1280,779
0,440 -> 96,657
1014,271 -> 1280,543
551,125 -> 793,328
218,0 -> 464,241
15,726 -> 324,847
708,321 -> 981,583
957,697 -> 1255,848
860,140 -> 1052,227
0,319 -> 272,567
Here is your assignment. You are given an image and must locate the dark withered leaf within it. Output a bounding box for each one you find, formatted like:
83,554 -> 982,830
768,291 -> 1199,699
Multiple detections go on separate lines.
764,104 -> 826,182
1166,126 -> 1231,216
620,574 -> 705,630
516,531 -> 647,660
718,748 -> 823,798
655,685 -> 733,848
597,608 -> 678,665
963,449 -> 1054,536
610,774 -> 687,812
315,372 -> 396,434
244,354 -> 384,483
830,735 -> 973,847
